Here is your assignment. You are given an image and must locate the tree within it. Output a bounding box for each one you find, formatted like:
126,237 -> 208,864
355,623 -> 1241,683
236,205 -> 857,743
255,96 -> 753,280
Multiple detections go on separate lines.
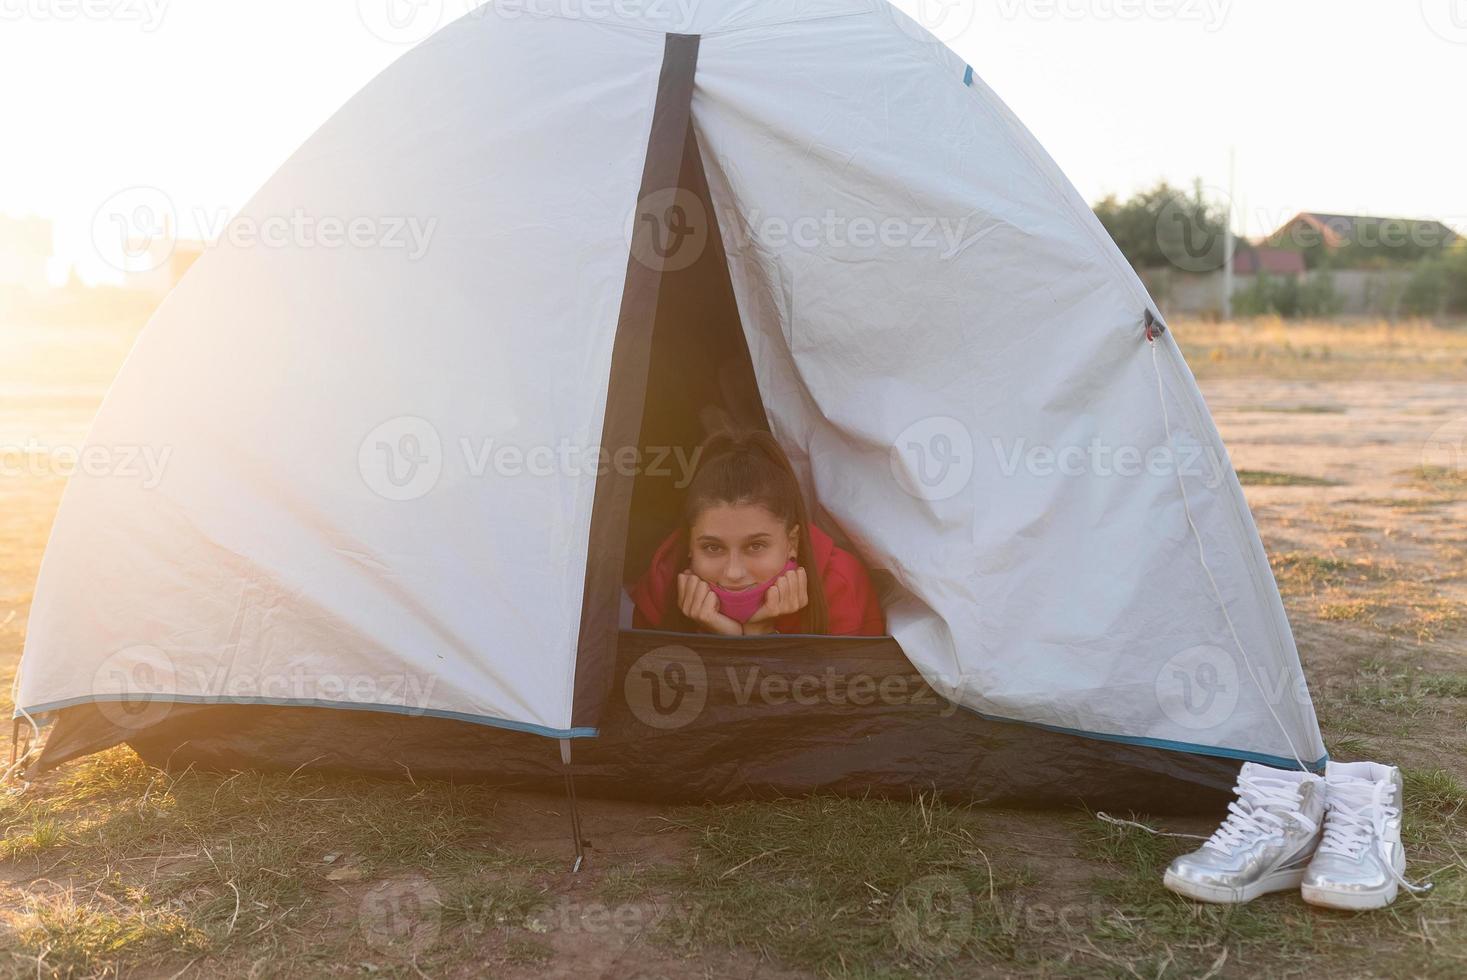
1094,179 -> 1232,273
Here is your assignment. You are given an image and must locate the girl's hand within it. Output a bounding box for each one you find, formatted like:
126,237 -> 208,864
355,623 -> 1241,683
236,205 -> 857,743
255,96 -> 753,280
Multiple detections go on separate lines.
744,566 -> 808,634
677,570 -> 744,637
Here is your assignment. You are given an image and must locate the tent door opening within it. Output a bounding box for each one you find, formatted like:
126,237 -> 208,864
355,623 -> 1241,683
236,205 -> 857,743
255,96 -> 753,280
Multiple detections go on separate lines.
621,119 -> 771,584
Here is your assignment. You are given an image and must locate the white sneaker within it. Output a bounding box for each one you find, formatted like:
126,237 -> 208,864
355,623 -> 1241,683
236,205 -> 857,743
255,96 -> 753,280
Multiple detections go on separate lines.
1163,762 -> 1325,904
1301,761 -> 1424,910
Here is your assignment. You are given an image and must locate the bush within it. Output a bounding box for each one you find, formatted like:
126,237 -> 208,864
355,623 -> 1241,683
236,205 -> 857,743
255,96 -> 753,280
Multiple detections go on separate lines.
1401,242 -> 1467,316
1233,270 -> 1341,318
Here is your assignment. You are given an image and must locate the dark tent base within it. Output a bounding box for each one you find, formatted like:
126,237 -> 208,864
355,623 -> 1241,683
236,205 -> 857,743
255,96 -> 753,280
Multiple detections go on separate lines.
32,629 -> 1239,814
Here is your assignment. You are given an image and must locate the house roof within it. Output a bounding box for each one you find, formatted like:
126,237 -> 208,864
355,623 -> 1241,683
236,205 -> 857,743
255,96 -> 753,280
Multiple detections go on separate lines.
1234,246 -> 1307,276
1270,212 -> 1460,249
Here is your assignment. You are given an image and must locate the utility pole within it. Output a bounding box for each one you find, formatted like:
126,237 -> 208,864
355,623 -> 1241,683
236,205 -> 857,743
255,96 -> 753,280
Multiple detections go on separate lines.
1222,146 -> 1236,320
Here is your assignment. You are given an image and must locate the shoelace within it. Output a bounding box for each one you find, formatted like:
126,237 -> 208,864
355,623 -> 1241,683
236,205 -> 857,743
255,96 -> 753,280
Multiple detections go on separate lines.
1318,776 -> 1391,858
1318,775 -> 1434,895
1202,774 -> 1317,854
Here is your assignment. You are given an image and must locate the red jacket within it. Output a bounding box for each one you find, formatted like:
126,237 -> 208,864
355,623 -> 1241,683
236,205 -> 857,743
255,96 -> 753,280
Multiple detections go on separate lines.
629,522 -> 887,636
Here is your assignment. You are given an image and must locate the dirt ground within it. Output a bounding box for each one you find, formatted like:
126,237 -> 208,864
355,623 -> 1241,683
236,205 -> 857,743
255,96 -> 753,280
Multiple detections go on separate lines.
0,316 -> 1463,978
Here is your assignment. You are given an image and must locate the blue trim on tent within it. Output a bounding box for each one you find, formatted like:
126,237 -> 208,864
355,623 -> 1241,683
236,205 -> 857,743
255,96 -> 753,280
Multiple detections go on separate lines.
956,703 -> 1328,773
26,657 -> 1325,768
16,695 -> 598,740
963,64 -> 974,86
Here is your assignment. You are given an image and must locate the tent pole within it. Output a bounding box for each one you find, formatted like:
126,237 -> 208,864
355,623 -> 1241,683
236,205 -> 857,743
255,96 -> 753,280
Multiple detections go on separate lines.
559,739 -> 587,873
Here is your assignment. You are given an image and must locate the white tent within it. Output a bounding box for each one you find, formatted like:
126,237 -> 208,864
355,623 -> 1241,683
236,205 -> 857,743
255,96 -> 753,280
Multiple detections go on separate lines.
16,0 -> 1325,785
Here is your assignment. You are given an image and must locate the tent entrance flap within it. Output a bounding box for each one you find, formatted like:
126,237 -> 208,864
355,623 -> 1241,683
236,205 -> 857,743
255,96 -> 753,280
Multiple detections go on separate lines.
573,32 -> 700,731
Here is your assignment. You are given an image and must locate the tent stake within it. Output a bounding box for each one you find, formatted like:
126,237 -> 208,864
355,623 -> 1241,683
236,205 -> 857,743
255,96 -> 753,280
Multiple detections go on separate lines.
559,739 -> 587,873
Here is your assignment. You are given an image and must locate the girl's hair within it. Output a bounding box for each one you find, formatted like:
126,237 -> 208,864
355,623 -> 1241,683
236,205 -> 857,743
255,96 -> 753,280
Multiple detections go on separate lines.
666,416 -> 830,635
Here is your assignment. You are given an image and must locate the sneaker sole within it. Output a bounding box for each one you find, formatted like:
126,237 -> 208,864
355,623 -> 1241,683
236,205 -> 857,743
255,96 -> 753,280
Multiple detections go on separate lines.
1163,867 -> 1305,905
1300,881 -> 1398,911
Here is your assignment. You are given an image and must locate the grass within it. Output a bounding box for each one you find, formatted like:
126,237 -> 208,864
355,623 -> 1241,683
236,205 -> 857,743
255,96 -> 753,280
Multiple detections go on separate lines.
1312,666 -> 1467,758
650,794 -> 1030,976
1405,465 -> 1467,495
1325,733 -> 1375,758
1398,768 -> 1466,902
1420,674 -> 1467,699
1342,496 -> 1455,511
1237,469 -> 1340,487
632,788 -> 1461,978
1267,545 -> 1465,644
1236,404 -> 1347,414
1175,316 -> 1467,381
1334,667 -> 1467,707
0,816 -> 67,860
439,873 -> 553,932
595,862 -> 655,905
1077,781 -> 1467,977
1271,551 -> 1383,591
502,935 -> 554,965
1338,586 -> 1467,644
621,789 -> 1467,977
1082,818 -> 1321,975
0,749 -> 546,976
1317,598 -> 1382,624
7,893 -> 208,977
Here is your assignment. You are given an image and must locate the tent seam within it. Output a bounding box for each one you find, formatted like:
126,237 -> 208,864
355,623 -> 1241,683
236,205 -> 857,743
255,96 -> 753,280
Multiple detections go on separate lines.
955,67 -> 1163,324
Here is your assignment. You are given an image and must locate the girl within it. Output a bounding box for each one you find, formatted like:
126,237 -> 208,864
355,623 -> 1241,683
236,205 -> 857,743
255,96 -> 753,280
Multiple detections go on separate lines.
629,424 -> 886,637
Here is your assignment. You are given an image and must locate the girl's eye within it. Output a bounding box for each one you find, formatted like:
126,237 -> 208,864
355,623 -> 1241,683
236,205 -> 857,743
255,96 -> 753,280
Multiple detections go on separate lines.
748,542 -> 765,552
702,544 -> 722,555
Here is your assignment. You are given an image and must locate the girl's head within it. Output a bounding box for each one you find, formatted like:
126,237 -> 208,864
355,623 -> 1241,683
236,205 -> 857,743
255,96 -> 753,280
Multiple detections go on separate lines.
672,421 -> 829,634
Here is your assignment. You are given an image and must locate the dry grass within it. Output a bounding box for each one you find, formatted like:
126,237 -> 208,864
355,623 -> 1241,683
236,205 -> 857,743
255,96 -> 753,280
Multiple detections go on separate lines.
1406,465 -> 1467,495
1237,469 -> 1339,487
0,749 -> 567,977
1175,315 -> 1467,380
1271,548 -> 1464,645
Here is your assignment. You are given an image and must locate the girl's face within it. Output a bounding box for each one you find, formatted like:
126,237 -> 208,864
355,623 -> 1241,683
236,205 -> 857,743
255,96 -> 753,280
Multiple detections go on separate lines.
688,502 -> 799,591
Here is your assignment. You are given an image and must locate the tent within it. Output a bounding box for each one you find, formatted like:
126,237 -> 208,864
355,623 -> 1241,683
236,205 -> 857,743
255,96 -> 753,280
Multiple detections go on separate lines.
14,0 -> 1326,812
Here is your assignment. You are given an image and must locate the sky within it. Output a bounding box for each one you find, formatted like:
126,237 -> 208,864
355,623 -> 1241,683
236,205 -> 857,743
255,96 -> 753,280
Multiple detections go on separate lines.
2,0 -> 1464,284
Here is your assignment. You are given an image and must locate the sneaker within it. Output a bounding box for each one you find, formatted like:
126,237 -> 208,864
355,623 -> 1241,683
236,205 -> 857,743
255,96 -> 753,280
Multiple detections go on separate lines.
1301,761 -> 1421,910
1163,762 -> 1324,904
